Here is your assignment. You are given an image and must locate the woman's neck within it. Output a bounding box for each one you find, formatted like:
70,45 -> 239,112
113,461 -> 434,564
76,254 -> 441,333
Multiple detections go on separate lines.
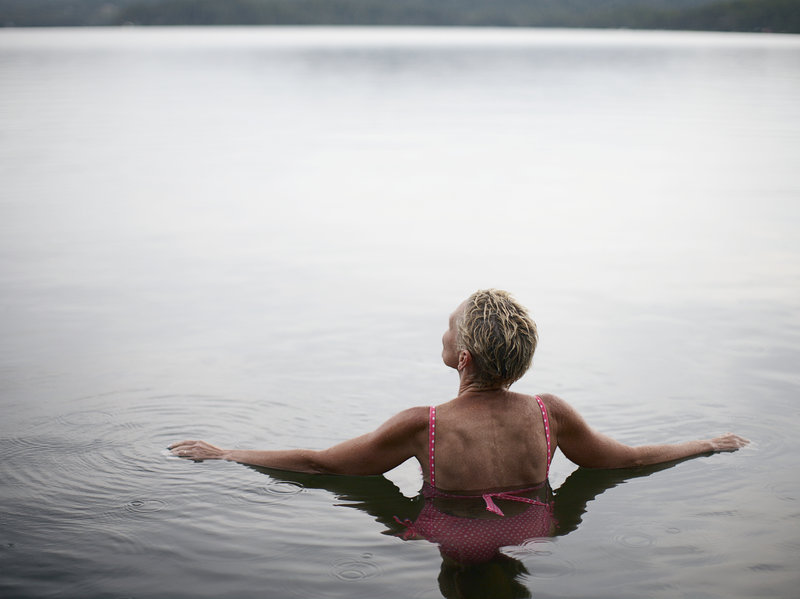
456,378 -> 509,398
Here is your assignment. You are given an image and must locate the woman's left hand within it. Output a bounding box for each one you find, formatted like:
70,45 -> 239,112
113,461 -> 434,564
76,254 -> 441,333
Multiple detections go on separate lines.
169,440 -> 228,461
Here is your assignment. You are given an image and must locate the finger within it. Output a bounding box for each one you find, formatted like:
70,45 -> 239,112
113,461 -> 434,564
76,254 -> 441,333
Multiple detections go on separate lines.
168,440 -> 197,450
174,449 -> 197,458
170,446 -> 197,456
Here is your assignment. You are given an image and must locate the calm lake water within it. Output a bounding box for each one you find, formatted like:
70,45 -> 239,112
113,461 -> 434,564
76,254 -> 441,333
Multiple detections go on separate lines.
1,26 -> 799,598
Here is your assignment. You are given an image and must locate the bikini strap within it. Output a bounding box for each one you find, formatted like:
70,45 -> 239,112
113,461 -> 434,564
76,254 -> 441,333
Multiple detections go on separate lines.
483,491 -> 550,517
535,395 -> 552,477
428,406 -> 436,487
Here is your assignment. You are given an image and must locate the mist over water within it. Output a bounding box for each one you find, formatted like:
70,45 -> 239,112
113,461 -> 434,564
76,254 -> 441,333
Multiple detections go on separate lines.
1,27 -> 799,598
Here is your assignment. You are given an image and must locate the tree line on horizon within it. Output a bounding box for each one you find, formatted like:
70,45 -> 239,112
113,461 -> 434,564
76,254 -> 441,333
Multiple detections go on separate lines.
1,0 -> 798,33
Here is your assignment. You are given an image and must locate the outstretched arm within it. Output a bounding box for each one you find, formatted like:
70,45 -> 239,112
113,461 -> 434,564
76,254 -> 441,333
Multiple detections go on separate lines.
169,406 -> 428,476
544,394 -> 749,469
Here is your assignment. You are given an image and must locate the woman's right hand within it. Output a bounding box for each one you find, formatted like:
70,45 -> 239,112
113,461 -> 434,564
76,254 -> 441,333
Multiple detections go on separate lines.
709,433 -> 750,452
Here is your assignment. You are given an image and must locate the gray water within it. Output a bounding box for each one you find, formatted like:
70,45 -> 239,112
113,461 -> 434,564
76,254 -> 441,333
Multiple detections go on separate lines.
1,26 -> 799,598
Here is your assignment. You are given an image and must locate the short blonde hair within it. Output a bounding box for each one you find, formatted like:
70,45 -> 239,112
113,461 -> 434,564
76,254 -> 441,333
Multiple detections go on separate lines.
457,289 -> 537,389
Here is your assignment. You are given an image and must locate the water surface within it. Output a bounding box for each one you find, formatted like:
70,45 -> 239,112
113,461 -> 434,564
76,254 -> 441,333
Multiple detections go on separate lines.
1,26 -> 799,598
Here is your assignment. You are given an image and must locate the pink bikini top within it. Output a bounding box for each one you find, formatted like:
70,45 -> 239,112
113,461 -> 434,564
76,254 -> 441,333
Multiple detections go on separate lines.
427,395 -> 552,516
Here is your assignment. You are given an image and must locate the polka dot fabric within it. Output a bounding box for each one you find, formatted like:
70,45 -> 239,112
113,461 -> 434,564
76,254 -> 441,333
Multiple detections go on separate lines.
408,487 -> 556,564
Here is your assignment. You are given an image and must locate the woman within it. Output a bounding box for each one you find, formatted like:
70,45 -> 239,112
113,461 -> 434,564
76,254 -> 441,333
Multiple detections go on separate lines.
170,289 -> 748,491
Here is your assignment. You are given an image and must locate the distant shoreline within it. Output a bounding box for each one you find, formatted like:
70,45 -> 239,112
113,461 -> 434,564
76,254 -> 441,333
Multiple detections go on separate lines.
2,0 -> 798,34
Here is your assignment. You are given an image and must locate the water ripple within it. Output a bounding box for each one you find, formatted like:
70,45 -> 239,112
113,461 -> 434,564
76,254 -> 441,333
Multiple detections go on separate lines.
525,552 -> 575,579
56,409 -> 114,427
230,480 -> 305,505
123,498 -> 169,515
330,554 -> 382,582
503,539 -> 575,578
766,482 -> 798,502
614,531 -> 655,549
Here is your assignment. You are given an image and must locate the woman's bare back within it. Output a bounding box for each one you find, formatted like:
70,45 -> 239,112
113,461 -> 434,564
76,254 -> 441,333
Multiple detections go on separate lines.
431,391 -> 551,491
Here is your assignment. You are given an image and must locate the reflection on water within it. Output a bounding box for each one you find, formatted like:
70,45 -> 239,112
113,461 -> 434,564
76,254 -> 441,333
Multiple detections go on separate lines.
1,26 -> 799,598
256,459 -> 694,598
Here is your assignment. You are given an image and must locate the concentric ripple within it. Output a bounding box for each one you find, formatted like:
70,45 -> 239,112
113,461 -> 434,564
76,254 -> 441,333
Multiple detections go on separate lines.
504,539 -> 575,579
614,531 -> 655,549
526,553 -> 576,579
57,409 -> 114,428
123,498 -> 169,515
234,480 -> 305,505
330,555 -> 382,582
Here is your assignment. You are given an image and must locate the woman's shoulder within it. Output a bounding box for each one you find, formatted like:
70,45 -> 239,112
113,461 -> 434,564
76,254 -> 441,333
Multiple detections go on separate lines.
528,393 -> 573,424
509,391 -> 562,408
532,393 -> 589,435
534,392 -> 560,407
384,406 -> 430,431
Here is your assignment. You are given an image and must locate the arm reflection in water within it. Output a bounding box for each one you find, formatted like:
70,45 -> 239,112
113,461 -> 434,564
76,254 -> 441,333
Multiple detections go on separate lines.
250,459 -> 687,599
